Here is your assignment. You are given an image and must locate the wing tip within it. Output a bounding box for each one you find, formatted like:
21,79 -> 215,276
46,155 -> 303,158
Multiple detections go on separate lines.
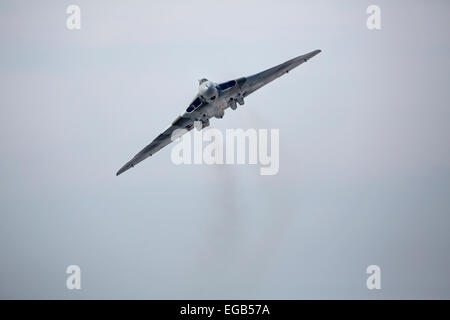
296,49 -> 322,63
309,49 -> 322,57
116,162 -> 134,176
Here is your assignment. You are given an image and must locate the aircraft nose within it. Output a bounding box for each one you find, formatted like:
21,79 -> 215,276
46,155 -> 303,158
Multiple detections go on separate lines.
201,83 -> 212,93
199,82 -> 217,100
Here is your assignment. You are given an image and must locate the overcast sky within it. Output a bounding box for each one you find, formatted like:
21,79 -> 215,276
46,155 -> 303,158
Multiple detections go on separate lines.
0,0 -> 449,299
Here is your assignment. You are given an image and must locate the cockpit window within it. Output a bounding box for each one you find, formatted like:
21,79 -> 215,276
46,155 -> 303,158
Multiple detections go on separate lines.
192,97 -> 201,107
218,80 -> 236,91
186,96 -> 202,113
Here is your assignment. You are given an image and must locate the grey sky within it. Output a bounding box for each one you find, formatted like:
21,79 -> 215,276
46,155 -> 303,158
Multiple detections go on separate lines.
0,0 -> 449,299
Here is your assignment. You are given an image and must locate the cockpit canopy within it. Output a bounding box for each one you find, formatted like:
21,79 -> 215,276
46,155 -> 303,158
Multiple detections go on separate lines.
186,79 -> 237,113
186,96 -> 202,113
218,80 -> 236,91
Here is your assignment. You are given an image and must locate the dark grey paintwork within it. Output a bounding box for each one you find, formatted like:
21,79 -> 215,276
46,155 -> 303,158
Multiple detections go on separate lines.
116,49 -> 321,176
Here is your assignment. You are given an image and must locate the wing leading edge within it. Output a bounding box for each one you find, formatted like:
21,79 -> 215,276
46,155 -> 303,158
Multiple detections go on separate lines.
240,49 -> 321,97
116,116 -> 194,176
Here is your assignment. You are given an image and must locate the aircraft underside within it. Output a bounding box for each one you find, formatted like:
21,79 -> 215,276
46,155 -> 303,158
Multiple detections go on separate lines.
116,49 -> 321,176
